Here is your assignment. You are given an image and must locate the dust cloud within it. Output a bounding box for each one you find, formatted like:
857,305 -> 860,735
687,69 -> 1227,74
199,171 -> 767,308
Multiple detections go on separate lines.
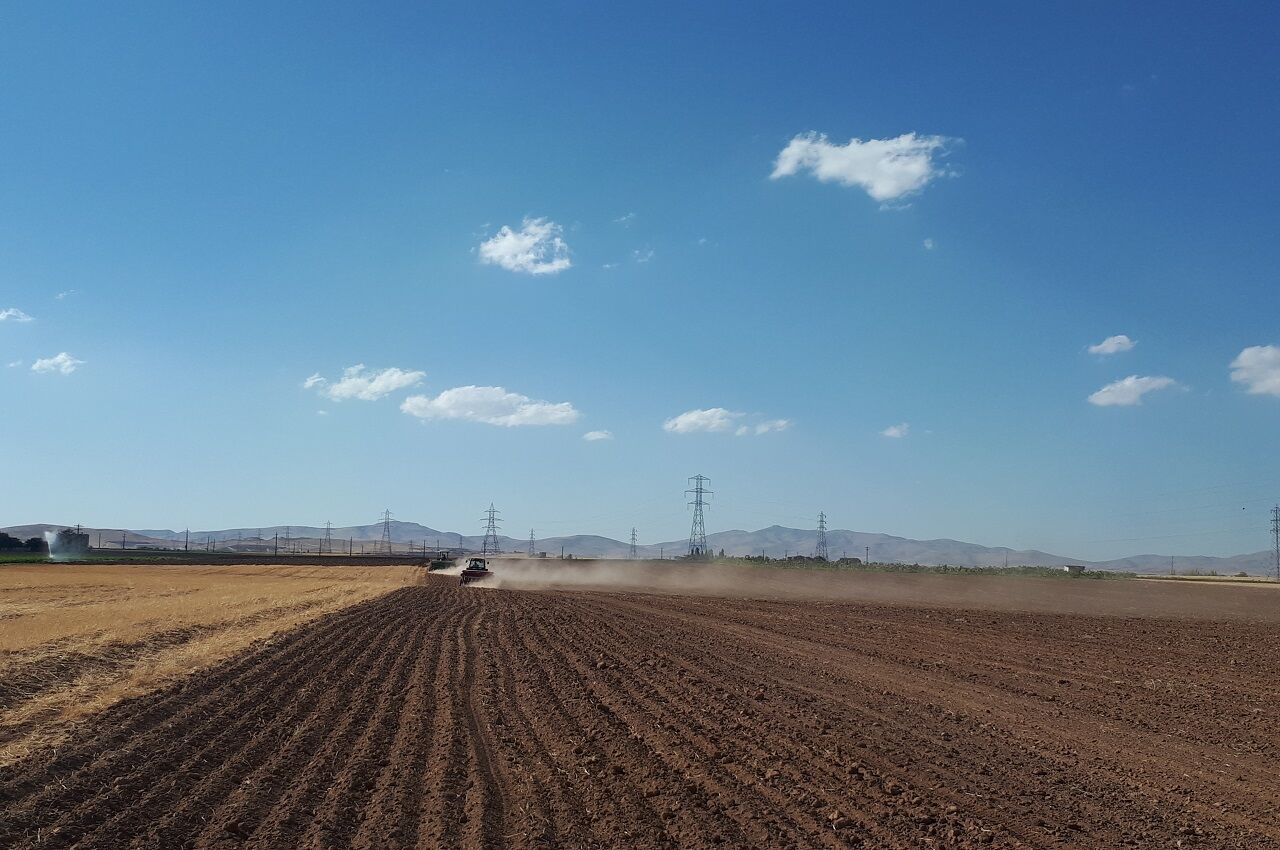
472,558 -> 1280,621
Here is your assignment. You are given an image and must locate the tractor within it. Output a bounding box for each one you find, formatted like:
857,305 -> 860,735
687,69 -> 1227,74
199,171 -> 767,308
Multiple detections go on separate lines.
459,556 -> 492,586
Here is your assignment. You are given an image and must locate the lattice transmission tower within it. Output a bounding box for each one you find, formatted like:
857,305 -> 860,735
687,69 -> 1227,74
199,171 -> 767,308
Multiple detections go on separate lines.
481,504 -> 502,555
686,475 -> 712,558
322,521 -> 333,555
1272,505 -> 1280,582
815,511 -> 829,561
528,528 -> 536,557
379,509 -> 394,555
630,527 -> 638,559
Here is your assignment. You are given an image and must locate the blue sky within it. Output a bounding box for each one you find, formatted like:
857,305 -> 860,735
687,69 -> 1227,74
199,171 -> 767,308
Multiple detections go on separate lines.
3,2 -> 1279,559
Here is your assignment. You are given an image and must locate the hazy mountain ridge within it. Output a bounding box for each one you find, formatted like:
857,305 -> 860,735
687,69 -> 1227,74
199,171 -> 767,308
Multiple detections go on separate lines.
6,521 -> 1275,574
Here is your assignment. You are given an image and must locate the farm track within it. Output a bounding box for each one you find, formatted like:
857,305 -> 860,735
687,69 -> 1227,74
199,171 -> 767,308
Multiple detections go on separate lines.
2,578 -> 1278,849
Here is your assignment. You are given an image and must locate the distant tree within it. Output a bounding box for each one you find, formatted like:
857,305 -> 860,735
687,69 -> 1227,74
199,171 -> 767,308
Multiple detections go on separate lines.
0,532 -> 22,550
24,537 -> 47,553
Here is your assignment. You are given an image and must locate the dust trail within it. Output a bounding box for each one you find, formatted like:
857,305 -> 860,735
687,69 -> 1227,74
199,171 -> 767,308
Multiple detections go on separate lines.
477,558 -> 1280,621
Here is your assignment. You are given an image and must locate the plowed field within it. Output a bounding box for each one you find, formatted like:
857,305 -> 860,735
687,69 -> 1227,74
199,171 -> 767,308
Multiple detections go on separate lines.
2,575 -> 1278,849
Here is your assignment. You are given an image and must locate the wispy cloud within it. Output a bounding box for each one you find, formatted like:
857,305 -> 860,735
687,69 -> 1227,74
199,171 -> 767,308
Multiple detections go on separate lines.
304,365 -> 424,401
0,308 -> 33,322
1088,375 -> 1177,406
633,248 -> 654,264
583,430 -> 613,441
771,131 -> 954,203
478,217 -> 572,275
31,352 -> 84,375
881,422 -> 910,438
7,360 -> 23,368
55,290 -> 76,300
922,238 -> 935,251
736,419 -> 792,436
402,386 -> 580,427
1088,334 -> 1136,355
1230,345 -> 1280,396
613,212 -> 636,226
664,408 -> 740,434
663,408 -> 789,436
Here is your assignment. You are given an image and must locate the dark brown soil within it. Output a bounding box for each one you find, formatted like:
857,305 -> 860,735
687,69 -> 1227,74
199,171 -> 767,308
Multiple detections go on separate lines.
2,576 -> 1277,849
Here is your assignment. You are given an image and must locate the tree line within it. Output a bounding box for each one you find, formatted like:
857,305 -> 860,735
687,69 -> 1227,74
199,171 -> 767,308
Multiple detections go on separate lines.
0,532 -> 47,552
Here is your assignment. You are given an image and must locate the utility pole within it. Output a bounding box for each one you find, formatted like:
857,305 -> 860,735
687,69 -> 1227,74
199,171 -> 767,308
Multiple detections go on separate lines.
686,474 -> 712,558
630,527 -> 638,559
379,510 -> 394,556
481,504 -> 502,555
283,526 -> 292,555
348,537 -> 353,556
814,512 -> 829,561
121,531 -> 127,551
865,546 -> 870,565
1272,505 -> 1280,582
273,532 -> 278,555
528,529 -> 536,557
184,529 -> 189,552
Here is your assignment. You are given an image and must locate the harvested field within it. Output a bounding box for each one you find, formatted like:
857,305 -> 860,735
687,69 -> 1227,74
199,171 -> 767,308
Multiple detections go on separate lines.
0,564 -> 414,764
3,571 -> 1279,849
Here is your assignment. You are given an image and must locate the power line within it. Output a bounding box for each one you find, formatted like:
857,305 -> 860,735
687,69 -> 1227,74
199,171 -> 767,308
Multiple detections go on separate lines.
814,511 -> 829,561
1272,505 -> 1280,582
379,509 -> 393,556
686,475 -> 712,558
481,504 -> 502,555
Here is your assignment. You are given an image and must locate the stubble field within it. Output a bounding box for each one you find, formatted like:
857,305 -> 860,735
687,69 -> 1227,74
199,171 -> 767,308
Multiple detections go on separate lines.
2,563 -> 1279,848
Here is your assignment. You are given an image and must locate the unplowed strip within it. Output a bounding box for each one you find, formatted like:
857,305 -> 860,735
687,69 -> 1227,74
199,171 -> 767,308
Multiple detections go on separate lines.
2,577 -> 1278,849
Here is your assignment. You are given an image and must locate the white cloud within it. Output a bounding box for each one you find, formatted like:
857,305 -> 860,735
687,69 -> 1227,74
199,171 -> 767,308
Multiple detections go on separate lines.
478,217 -> 572,276
316,410 -> 329,416
1230,345 -> 1280,396
55,290 -> 76,300
771,131 -> 953,202
613,212 -> 636,226
401,385 -> 580,427
736,419 -> 792,436
1088,375 -> 1177,407
583,430 -> 613,441
922,238 -> 935,250
602,262 -> 619,270
664,408 -> 789,436
305,365 -> 424,401
31,352 -> 84,375
1088,334 -> 1136,355
7,360 -> 23,368
633,248 -> 654,264
0,308 -> 33,322
881,422 -> 910,438
664,408 -> 741,434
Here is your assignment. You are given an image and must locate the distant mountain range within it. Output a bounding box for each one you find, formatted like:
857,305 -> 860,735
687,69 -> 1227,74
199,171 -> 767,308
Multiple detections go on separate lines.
5,521 -> 1275,575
